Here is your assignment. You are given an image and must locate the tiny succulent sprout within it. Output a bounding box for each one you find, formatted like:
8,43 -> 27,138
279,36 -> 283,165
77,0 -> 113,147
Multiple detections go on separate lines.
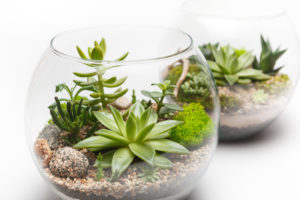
253,35 -> 286,75
74,38 -> 129,109
74,102 -> 189,180
207,45 -> 270,86
138,166 -> 159,182
141,80 -> 183,117
251,89 -> 269,104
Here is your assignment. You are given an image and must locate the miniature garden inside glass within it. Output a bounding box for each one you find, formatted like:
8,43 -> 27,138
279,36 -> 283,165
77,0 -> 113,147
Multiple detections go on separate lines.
25,27 -> 219,200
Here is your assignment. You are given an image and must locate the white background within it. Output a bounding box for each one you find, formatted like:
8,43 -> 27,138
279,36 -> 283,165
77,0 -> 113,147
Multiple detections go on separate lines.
1,0 -> 300,199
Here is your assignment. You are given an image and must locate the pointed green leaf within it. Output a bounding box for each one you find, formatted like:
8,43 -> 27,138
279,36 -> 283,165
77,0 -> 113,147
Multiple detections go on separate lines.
154,154 -> 173,168
99,38 -> 106,54
148,111 -> 158,125
136,123 -> 155,142
149,120 -> 184,136
129,143 -> 155,165
103,77 -> 127,88
147,131 -> 169,140
103,76 -> 117,84
95,129 -> 128,144
73,72 -> 97,78
104,88 -> 128,99
74,136 -> 120,150
76,46 -> 87,59
110,106 -> 126,136
207,60 -> 222,73
163,103 -> 183,111
116,52 -> 129,61
111,147 -> 135,180
126,114 -> 137,141
129,102 -> 145,119
92,111 -> 120,133
139,108 -> 151,128
224,74 -> 239,85
146,139 -> 190,154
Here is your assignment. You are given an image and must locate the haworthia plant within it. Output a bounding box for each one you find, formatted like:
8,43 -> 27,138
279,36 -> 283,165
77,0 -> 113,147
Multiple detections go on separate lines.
207,45 -> 269,86
74,102 -> 189,180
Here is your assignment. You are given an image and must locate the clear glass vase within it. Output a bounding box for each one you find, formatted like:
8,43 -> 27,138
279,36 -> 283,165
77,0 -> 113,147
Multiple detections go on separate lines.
175,0 -> 300,141
25,26 -> 220,200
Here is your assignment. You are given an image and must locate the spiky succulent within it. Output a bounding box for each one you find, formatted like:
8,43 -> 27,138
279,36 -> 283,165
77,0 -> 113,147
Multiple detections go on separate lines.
207,45 -> 269,86
75,38 -> 129,109
180,72 -> 210,99
253,35 -> 286,75
74,102 -> 189,180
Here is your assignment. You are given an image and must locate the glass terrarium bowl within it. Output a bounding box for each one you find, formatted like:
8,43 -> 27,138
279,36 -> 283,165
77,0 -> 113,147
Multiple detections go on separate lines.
25,26 -> 220,200
175,0 -> 300,141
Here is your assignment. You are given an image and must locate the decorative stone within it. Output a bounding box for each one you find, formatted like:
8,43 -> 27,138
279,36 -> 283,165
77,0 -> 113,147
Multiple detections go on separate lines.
38,124 -> 60,149
34,139 -> 53,167
49,147 -> 89,178
111,96 -> 131,110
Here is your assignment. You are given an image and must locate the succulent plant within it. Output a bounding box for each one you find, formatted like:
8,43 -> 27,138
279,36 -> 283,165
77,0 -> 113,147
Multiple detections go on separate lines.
141,80 -> 183,117
207,45 -> 269,86
75,102 -> 189,180
75,38 -> 129,109
170,103 -> 213,147
253,35 -> 286,75
138,166 -> 159,182
198,43 -> 219,61
251,89 -> 268,104
49,97 -> 87,144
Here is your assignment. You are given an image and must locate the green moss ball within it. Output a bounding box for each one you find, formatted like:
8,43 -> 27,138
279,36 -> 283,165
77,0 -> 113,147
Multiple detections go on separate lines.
170,103 -> 213,147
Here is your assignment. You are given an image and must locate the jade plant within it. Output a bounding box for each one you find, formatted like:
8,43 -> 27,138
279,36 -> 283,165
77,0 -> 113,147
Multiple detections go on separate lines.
75,38 -> 129,109
170,103 -> 213,147
74,102 -> 189,180
141,80 -> 183,117
253,35 -> 286,75
207,45 -> 269,85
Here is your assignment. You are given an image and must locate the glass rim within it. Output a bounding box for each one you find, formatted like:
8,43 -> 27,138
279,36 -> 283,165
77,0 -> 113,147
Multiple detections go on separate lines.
182,0 -> 287,20
50,25 -> 194,64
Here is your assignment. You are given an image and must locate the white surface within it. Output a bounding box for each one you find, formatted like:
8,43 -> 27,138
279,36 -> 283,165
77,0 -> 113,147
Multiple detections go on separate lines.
0,0 -> 300,199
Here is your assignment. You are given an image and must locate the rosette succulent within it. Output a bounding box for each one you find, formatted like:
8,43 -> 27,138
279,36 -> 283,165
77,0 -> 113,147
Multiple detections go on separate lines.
75,102 -> 189,180
207,45 -> 269,86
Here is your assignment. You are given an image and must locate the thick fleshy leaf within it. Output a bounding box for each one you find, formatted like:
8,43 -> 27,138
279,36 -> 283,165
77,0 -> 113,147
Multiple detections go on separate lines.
136,123 -> 155,142
73,72 -> 97,78
139,108 -> 151,129
92,111 -> 120,134
94,150 -> 115,168
147,111 -> 158,125
99,38 -> 106,54
154,154 -> 173,168
224,74 -> 239,85
237,52 -> 255,70
111,147 -> 135,180
126,114 -> 137,141
91,47 -> 104,60
76,46 -> 87,59
129,143 -> 155,165
147,131 -> 169,140
116,52 -> 129,61
163,103 -> 183,111
74,136 -> 120,150
129,102 -> 145,119
95,129 -> 128,144
150,91 -> 163,98
146,139 -> 190,154
207,60 -> 222,73
149,120 -> 184,137
110,106 -> 126,136
104,88 -> 128,99
103,77 -> 127,88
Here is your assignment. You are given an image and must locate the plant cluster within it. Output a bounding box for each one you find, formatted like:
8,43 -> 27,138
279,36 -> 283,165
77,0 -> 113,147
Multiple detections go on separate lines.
75,102 -> 189,180
253,35 -> 286,75
165,64 -> 212,106
141,80 -> 183,117
170,103 -> 213,147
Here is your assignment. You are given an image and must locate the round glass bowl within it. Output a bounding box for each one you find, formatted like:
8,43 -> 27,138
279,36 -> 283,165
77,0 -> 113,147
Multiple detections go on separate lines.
175,0 -> 300,141
25,26 -> 220,200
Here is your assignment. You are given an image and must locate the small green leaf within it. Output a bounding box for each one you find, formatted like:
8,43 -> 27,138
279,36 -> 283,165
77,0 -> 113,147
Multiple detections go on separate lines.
141,90 -> 152,98
76,46 -> 88,59
104,88 -> 128,99
99,38 -> 106,55
147,111 -> 158,125
73,72 -> 97,78
110,106 -> 126,136
129,102 -> 145,119
91,47 -> 104,60
154,154 -> 173,168
103,77 -> 127,88
111,147 -> 135,180
150,91 -> 163,98
94,151 -> 115,168
126,114 -> 137,141
146,139 -> 190,154
163,103 -> 183,111
139,108 -> 151,128
92,111 -> 120,133
116,52 -> 129,61
88,47 -> 92,58
129,143 -> 155,165
224,74 -> 239,85
103,76 -> 117,84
